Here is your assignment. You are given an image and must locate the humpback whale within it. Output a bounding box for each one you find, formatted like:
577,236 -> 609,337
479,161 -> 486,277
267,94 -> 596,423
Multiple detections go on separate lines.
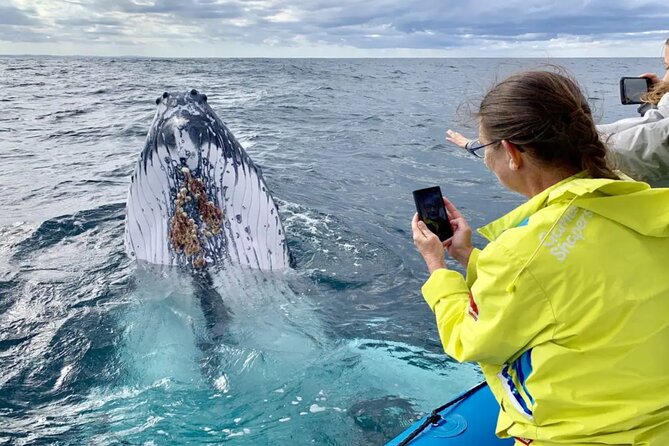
124,89 -> 290,270
111,90 -> 470,444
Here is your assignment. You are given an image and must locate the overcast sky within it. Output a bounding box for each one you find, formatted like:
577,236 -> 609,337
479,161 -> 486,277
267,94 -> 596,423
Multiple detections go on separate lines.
1,0 -> 668,57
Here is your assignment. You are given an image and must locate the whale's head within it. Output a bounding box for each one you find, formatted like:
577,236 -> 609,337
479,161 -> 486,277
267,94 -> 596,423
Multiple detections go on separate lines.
124,90 -> 290,271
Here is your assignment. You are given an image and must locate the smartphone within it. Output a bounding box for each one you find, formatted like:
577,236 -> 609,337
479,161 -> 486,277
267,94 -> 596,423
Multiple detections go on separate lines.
412,186 -> 453,241
620,77 -> 652,105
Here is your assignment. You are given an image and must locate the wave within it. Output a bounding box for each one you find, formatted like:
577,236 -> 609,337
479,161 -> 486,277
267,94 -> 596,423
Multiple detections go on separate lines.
13,203 -> 125,258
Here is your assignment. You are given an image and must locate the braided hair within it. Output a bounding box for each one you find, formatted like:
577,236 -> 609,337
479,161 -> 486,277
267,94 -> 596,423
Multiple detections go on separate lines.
478,69 -> 618,180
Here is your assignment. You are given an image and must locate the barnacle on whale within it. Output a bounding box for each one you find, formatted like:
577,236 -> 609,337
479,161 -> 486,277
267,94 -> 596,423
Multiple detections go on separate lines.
169,167 -> 225,268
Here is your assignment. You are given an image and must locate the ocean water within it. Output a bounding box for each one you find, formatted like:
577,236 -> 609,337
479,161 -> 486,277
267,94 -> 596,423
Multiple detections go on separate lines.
0,57 -> 661,445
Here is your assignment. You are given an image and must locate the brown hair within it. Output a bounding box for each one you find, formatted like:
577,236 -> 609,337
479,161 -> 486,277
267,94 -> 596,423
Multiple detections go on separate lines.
643,81 -> 669,105
641,38 -> 669,105
477,69 -> 618,180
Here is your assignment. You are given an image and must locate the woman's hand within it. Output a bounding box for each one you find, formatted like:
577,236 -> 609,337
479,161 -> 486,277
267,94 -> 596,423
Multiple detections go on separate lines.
412,213 -> 446,273
443,198 -> 473,267
411,198 -> 474,272
446,129 -> 472,149
640,72 -> 662,86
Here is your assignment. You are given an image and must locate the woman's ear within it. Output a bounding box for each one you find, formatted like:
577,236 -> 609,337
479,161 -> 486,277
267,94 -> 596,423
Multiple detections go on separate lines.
501,140 -> 523,171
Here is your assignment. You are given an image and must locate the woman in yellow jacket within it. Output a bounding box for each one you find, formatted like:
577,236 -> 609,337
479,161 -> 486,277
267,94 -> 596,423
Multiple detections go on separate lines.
411,70 -> 669,445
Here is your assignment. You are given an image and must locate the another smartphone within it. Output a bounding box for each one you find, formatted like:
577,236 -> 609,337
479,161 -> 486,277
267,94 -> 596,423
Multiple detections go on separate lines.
620,77 -> 652,105
412,186 -> 453,241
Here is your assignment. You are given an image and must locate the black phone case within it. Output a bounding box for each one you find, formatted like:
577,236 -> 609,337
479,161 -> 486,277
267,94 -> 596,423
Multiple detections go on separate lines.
620,77 -> 652,105
412,186 -> 453,241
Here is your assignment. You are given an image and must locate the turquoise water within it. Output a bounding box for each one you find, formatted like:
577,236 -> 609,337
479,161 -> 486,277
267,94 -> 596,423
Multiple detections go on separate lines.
0,57 -> 661,445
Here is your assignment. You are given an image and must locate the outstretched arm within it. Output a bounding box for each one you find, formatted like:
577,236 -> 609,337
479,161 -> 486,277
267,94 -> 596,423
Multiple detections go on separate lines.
605,117 -> 669,182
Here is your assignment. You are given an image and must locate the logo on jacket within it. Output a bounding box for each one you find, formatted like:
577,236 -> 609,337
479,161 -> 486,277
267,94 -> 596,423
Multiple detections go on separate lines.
539,207 -> 593,262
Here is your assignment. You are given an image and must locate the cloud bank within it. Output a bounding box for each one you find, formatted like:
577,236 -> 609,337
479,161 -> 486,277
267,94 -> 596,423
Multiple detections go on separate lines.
1,0 -> 668,56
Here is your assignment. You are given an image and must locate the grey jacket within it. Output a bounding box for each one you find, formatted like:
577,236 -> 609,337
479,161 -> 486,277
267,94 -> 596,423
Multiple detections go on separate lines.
598,93 -> 669,186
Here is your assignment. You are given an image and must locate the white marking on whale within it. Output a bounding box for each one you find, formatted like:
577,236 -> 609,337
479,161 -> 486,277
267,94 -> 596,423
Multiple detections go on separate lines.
124,89 -> 290,270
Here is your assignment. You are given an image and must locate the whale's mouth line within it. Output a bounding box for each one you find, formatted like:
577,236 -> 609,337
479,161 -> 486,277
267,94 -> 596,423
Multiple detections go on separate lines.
169,166 -> 224,269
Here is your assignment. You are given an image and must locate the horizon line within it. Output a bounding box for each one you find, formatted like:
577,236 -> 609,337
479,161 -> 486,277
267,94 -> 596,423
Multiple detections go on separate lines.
0,54 -> 659,59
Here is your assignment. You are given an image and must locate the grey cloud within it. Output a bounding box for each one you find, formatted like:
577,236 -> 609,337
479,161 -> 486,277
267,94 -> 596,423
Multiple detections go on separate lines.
384,0 -> 669,42
195,0 -> 669,50
94,0 -> 246,20
297,0 -> 669,48
0,5 -> 39,26
56,17 -> 125,27
0,25 -> 51,42
2,0 -> 669,52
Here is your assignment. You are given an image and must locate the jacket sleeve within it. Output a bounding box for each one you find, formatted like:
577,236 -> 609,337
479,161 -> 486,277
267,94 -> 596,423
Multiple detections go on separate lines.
599,116 -> 669,183
465,248 -> 481,288
422,242 -> 556,365
596,109 -> 664,135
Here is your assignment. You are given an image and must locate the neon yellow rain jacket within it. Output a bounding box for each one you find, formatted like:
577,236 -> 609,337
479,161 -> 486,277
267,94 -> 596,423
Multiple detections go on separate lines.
422,174 -> 669,445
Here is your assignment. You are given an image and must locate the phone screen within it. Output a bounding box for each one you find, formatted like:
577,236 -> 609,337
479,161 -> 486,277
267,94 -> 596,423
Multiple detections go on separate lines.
412,186 -> 453,241
620,77 -> 651,104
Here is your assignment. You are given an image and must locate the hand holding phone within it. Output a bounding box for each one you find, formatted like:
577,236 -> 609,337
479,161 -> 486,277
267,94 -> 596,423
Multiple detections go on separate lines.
412,186 -> 453,241
620,77 -> 652,105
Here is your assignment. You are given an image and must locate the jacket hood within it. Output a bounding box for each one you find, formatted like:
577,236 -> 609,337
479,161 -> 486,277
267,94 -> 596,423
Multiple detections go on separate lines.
480,174 -> 669,240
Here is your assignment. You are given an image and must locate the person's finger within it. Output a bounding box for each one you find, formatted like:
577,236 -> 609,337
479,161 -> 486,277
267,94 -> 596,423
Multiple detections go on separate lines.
416,220 -> 430,237
449,217 -> 466,231
412,213 -> 429,239
443,197 -> 464,220
639,73 -> 660,84
411,214 -> 422,239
